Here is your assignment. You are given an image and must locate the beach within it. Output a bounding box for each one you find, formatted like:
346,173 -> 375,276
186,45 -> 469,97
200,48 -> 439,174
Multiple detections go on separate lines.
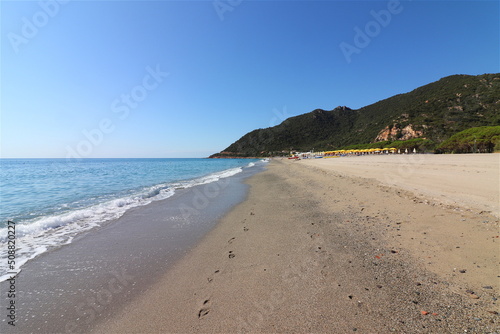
94,154 -> 499,333
302,153 -> 499,217
0,162 -> 266,334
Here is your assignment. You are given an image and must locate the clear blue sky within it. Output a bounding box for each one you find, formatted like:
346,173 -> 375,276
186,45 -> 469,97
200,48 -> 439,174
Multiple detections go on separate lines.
1,0 -> 498,158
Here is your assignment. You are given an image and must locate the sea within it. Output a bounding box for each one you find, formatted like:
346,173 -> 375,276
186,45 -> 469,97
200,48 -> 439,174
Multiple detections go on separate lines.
0,158 -> 265,282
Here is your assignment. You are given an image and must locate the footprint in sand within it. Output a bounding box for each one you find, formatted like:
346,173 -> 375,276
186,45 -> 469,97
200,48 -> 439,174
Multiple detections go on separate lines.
228,237 -> 236,244
207,270 -> 220,283
198,299 -> 211,319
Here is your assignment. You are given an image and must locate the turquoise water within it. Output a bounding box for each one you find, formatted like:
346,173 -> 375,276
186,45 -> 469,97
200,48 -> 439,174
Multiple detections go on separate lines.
0,158 -> 263,280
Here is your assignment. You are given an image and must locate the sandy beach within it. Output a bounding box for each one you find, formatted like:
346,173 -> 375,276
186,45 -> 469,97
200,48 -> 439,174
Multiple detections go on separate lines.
94,154 -> 499,333
302,153 -> 499,217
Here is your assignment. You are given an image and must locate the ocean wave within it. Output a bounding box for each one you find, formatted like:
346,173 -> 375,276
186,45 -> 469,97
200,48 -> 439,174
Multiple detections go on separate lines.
0,164 -> 253,282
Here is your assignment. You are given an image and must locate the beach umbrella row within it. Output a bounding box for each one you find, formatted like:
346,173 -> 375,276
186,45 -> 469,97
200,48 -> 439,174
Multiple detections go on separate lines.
323,148 -> 397,155
291,147 -> 405,157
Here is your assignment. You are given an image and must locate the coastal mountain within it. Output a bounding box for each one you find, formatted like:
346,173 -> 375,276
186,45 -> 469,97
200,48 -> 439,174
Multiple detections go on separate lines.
210,73 -> 500,157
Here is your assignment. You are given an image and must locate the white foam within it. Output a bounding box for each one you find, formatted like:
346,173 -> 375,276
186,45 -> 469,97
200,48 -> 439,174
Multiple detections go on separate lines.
0,187 -> 176,282
177,167 -> 244,189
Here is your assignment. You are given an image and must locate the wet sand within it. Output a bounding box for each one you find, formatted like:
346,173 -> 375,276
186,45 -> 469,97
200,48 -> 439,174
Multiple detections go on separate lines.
94,156 -> 499,333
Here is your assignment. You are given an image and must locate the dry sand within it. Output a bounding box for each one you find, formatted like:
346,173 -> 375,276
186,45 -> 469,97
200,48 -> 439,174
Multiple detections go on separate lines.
94,155 -> 499,333
302,153 -> 499,217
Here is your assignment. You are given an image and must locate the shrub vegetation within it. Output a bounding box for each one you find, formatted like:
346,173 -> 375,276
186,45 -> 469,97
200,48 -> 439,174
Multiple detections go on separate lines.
435,126 -> 500,153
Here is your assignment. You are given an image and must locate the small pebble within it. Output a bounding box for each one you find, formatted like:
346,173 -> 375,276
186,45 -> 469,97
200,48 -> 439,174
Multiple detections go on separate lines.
482,286 -> 493,289
459,269 -> 466,273
469,294 -> 479,299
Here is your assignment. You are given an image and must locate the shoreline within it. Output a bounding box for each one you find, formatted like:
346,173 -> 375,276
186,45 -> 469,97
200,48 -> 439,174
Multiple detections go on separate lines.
0,158 -> 262,284
94,156 -> 499,333
0,165 -> 265,334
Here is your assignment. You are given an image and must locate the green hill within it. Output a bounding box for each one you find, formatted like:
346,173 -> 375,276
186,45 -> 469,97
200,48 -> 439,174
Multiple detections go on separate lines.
210,73 -> 500,157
